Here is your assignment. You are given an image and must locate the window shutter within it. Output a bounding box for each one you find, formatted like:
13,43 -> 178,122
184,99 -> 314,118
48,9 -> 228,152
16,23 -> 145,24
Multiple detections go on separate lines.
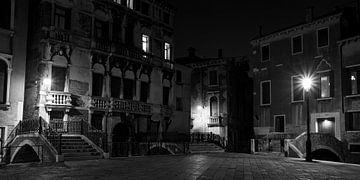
330,70 -> 334,97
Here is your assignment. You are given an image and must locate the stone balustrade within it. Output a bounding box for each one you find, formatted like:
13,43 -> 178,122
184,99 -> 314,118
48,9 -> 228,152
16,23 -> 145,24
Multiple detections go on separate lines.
46,91 -> 72,106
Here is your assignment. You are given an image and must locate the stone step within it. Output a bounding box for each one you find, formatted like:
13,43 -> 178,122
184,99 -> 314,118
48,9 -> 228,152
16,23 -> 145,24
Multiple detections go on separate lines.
64,155 -> 103,161
63,152 -> 101,157
61,145 -> 93,149
62,148 -> 97,153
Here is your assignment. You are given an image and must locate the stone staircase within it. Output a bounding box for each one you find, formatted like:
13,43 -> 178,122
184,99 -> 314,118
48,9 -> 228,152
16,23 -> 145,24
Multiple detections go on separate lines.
189,142 -> 224,153
49,135 -> 103,161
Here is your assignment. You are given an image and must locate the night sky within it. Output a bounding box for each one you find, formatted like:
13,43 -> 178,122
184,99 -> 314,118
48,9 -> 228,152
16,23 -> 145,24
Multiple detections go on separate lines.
170,0 -> 356,58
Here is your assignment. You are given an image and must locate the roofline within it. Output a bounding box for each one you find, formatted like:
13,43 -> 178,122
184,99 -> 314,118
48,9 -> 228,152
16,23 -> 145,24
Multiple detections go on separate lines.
250,12 -> 342,46
338,35 -> 360,45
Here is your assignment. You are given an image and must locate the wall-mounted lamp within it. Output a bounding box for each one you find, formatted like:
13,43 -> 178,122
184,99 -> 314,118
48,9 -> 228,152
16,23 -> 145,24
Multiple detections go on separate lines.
43,78 -> 52,86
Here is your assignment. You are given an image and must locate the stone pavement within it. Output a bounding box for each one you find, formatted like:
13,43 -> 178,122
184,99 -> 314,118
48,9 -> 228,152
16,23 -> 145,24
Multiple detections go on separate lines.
0,153 -> 359,180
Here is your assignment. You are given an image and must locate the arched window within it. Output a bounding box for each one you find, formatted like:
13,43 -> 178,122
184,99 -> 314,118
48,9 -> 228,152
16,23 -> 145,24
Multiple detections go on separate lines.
0,60 -> 7,104
210,96 -> 218,116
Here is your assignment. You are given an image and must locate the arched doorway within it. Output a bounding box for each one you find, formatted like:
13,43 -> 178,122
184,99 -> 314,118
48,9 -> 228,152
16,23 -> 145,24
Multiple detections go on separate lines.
112,123 -> 130,157
312,149 -> 340,162
12,144 -> 40,163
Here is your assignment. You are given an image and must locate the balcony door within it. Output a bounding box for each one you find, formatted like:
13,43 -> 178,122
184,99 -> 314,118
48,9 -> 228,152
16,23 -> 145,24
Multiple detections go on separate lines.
51,66 -> 66,91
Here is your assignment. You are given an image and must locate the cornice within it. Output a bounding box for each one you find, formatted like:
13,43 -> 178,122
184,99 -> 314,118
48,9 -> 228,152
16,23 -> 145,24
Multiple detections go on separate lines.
250,13 -> 342,46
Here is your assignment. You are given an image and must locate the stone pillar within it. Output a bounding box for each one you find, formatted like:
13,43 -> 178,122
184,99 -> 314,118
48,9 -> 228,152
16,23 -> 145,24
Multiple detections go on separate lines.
120,78 -> 124,99
136,79 -> 141,101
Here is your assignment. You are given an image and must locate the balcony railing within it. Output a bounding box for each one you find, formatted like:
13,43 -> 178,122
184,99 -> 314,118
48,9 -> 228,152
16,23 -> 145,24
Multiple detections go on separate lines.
112,98 -> 152,115
92,38 -> 111,52
46,91 -> 72,106
47,27 -> 71,42
208,116 -> 224,127
112,42 -> 152,64
90,96 -> 109,110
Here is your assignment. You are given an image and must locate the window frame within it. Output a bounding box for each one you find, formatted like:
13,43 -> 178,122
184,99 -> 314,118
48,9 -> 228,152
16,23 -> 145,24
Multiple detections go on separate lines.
260,80 -> 271,106
54,5 -> 71,30
316,70 -> 333,99
349,143 -> 360,154
291,34 -> 303,55
347,111 -> 360,131
164,42 -> 171,60
209,70 -> 218,86
291,75 -> 304,102
261,44 -> 270,62
142,34 -> 150,53
345,65 -> 360,96
274,114 -> 286,132
317,27 -> 329,48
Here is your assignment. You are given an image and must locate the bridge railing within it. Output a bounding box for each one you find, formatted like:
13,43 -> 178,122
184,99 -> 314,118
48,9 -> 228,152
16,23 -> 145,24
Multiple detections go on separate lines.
190,132 -> 226,148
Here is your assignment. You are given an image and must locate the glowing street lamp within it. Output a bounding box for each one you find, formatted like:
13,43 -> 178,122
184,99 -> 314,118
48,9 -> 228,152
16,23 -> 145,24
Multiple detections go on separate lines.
301,76 -> 313,162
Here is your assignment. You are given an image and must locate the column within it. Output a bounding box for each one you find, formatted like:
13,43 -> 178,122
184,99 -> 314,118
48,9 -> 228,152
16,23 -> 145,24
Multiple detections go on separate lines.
136,79 -> 141,101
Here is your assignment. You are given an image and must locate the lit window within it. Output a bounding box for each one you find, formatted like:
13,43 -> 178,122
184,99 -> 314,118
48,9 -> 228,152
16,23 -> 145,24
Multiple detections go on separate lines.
291,76 -> 304,102
0,60 -> 7,104
164,42 -> 171,60
209,70 -> 218,85
261,44 -> 270,62
142,34 -> 150,53
292,35 -> 302,54
347,68 -> 360,95
260,80 -> 271,105
317,27 -> 329,48
318,72 -> 333,98
127,0 -> 133,9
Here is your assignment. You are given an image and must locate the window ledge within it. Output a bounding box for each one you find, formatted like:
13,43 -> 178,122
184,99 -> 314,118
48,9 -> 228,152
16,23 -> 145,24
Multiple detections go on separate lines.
316,97 -> 333,101
292,51 -> 303,56
260,104 -> 271,107
345,94 -> 360,98
291,100 -> 304,104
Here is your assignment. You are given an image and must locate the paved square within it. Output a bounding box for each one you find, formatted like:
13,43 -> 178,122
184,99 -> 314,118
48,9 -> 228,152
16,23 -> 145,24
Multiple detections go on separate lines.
0,153 -> 359,179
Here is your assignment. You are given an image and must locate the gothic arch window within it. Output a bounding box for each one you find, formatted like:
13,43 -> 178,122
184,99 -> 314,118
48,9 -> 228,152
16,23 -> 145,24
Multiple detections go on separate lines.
0,60 -> 8,104
110,67 -> 122,98
210,96 -> 218,116
92,63 -> 105,97
123,70 -> 135,100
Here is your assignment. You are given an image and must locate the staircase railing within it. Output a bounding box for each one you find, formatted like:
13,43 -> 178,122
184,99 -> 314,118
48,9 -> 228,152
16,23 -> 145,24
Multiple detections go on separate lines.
190,132 -> 226,148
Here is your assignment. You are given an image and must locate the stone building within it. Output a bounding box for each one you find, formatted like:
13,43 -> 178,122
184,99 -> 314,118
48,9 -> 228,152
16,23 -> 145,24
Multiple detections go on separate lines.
10,0 -> 191,159
250,7 -> 360,163
176,49 -> 253,152
0,0 -> 29,147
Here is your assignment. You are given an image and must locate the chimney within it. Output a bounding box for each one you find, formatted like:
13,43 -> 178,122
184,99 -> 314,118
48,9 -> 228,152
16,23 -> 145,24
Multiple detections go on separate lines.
305,7 -> 314,22
218,49 -> 223,58
188,47 -> 196,57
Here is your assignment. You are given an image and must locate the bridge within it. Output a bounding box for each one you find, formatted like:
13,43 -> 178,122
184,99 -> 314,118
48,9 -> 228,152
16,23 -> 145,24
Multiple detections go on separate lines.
287,132 -> 349,162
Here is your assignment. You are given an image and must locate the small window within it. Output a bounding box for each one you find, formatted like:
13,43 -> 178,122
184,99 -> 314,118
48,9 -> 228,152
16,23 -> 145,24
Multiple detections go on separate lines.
142,34 -> 150,53
292,35 -> 302,54
260,80 -> 271,105
346,68 -> 360,95
92,73 -> 103,97
261,44 -> 270,62
347,112 -> 360,131
317,71 -> 333,98
51,66 -> 66,91
176,70 -> 182,83
123,78 -> 134,100
140,81 -> 149,102
209,70 -> 218,85
0,0 -> 11,29
176,97 -> 183,111
0,60 -> 8,104
112,17 -> 122,42
141,2 -> 150,15
163,86 -> 170,105
111,76 -> 121,98
317,28 -> 329,48
54,6 -> 71,30
291,76 -> 304,102
164,42 -> 171,60
274,115 -> 285,132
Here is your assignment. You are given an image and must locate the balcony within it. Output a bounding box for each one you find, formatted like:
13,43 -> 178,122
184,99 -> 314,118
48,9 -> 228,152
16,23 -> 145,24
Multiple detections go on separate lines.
47,27 -> 71,43
45,91 -> 72,108
161,105 -> 172,117
92,38 -> 111,52
208,116 -> 224,127
111,42 -> 152,64
111,98 -> 152,115
90,96 -> 109,110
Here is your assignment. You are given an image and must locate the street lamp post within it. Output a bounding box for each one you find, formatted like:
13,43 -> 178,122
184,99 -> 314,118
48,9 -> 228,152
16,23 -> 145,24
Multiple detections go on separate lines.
302,77 -> 312,162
